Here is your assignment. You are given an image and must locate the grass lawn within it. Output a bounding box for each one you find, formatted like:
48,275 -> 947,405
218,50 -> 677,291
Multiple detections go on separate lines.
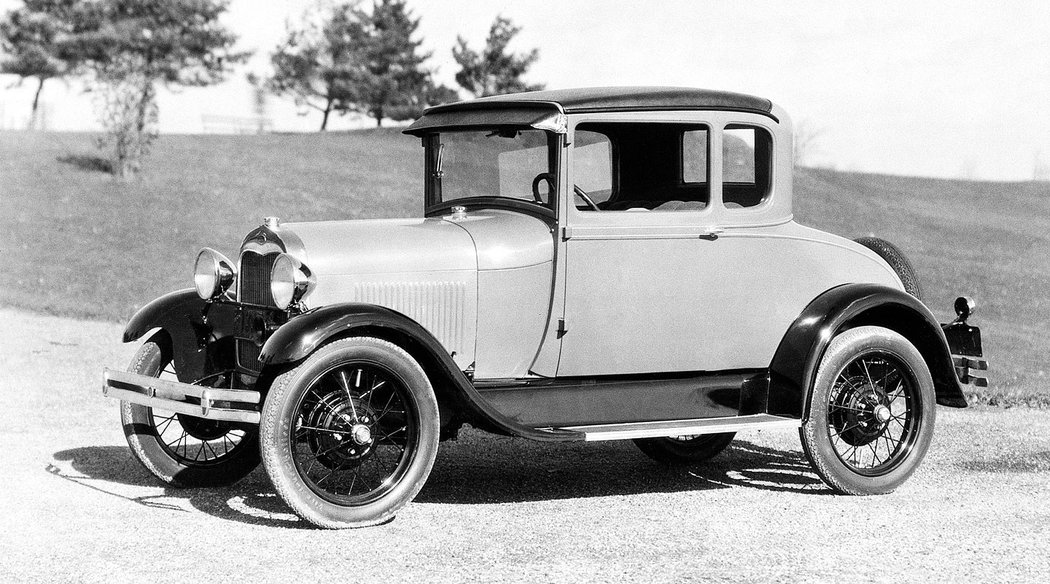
2,129 -> 1047,406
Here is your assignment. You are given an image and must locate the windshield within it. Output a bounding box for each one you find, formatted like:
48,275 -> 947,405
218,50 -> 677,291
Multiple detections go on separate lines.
425,129 -> 558,213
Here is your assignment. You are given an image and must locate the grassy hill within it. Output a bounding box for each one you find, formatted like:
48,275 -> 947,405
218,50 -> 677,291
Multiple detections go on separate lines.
2,130 -> 1047,406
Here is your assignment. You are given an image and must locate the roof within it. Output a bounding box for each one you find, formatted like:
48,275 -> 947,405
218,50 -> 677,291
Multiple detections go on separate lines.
438,86 -> 771,114
404,87 -> 775,135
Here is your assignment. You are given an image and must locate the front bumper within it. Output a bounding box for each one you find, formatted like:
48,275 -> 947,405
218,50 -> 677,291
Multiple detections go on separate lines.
102,368 -> 262,424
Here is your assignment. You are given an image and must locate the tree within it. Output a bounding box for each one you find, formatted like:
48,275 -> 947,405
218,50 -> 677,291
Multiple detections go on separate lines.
0,0 -> 81,129
352,0 -> 436,126
268,0 -> 451,130
452,15 -> 542,98
268,4 -> 357,132
73,0 -> 247,177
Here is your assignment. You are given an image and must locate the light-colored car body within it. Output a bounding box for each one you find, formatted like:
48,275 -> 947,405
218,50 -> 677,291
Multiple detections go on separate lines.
103,88 -> 986,528
280,101 -> 901,382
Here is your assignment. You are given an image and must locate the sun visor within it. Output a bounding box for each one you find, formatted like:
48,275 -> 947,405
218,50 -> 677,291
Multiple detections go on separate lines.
404,105 -> 566,135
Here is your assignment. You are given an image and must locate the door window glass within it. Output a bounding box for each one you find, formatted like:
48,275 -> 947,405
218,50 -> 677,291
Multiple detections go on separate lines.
722,125 -> 773,208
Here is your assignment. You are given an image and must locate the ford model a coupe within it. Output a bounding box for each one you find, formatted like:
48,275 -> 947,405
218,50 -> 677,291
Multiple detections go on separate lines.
102,87 -> 987,528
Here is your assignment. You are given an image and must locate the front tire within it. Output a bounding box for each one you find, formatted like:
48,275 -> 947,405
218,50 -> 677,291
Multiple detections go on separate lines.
800,326 -> 935,495
120,333 -> 261,487
260,337 -> 439,529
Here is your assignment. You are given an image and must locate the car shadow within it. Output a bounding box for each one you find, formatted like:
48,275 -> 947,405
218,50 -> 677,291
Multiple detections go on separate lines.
954,451 -> 1050,474
49,437 -> 829,528
417,437 -> 830,504
48,446 -> 309,529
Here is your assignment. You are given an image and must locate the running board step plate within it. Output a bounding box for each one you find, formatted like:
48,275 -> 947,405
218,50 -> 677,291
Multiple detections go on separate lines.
555,414 -> 801,442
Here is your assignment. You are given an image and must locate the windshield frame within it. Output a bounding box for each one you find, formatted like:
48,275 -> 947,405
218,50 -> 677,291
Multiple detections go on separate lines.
422,128 -> 562,221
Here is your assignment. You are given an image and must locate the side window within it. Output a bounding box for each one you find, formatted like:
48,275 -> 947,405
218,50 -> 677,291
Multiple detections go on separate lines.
573,130 -> 613,207
722,125 -> 773,208
682,129 -> 708,184
573,123 -> 709,212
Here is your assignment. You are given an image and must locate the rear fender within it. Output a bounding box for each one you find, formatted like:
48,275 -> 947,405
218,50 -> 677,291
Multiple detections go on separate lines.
259,303 -> 574,441
768,283 -> 966,421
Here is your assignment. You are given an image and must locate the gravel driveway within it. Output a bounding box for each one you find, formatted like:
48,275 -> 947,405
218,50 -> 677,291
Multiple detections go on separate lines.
2,308 -> 1048,583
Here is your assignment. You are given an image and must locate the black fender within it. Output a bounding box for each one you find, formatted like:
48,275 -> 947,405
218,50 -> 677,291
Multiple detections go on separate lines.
259,303 -> 578,441
123,289 -> 242,382
768,283 -> 967,421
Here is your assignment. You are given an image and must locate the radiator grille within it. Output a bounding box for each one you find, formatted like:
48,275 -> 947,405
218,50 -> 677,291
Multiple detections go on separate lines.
239,251 -> 278,306
238,251 -> 278,371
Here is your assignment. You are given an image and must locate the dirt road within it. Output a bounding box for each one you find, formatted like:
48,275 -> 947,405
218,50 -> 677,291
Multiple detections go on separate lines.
2,308 -> 1048,583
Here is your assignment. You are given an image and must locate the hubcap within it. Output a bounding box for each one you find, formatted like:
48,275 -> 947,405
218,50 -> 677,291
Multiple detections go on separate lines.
352,424 -> 373,445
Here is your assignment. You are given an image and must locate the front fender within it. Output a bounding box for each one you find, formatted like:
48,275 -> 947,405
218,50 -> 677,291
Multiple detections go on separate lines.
123,289 -> 241,382
124,289 -> 207,343
259,303 -> 579,442
768,283 -> 966,421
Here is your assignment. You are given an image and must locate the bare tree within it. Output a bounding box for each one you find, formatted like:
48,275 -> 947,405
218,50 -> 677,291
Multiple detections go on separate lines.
793,119 -> 824,168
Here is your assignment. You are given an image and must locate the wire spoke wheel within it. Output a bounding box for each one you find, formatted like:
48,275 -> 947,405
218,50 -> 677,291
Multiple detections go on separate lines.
800,326 -> 935,495
827,353 -> 918,476
261,337 -> 439,529
149,367 -> 250,468
291,363 -> 417,506
633,432 -> 736,464
120,333 -> 260,487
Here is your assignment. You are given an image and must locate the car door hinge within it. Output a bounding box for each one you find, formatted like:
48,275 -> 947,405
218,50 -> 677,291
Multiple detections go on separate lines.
556,319 -> 568,338
562,226 -> 572,240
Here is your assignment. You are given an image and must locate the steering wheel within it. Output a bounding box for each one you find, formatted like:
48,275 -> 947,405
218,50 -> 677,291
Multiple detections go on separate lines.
574,185 -> 600,211
531,173 -> 555,203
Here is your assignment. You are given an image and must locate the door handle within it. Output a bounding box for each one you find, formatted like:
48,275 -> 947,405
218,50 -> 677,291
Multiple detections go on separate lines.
698,227 -> 724,240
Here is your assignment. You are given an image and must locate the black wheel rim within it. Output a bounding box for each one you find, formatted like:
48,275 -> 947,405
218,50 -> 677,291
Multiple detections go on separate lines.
290,361 -> 418,506
826,350 -> 921,476
150,363 -> 249,467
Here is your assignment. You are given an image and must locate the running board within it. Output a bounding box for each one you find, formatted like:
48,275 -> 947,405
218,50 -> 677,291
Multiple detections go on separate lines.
554,414 -> 801,442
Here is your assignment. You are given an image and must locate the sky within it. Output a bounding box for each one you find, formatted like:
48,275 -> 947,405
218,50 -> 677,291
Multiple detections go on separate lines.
2,0 -> 1049,180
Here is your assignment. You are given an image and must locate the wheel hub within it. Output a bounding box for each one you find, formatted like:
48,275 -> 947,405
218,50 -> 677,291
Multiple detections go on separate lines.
303,390 -> 379,469
831,376 -> 890,447
176,414 -> 231,441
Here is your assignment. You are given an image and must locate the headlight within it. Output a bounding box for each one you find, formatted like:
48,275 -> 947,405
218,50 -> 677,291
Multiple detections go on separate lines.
193,248 -> 236,300
271,253 -> 315,309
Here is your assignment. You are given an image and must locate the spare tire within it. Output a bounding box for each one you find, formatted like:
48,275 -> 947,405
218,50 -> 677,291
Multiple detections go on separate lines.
854,237 -> 924,302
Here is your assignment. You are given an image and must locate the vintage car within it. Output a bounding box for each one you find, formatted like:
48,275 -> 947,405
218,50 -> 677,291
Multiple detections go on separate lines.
102,87 -> 987,528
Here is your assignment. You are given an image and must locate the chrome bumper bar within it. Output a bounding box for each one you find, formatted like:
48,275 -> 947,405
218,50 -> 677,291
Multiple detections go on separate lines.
102,368 -> 262,424
953,356 -> 988,387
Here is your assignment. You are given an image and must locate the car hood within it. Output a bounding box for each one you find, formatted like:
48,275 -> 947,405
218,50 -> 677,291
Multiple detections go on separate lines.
284,210 -> 553,276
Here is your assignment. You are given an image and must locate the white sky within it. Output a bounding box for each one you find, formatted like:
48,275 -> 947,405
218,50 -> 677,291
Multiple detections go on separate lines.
2,0 -> 1049,180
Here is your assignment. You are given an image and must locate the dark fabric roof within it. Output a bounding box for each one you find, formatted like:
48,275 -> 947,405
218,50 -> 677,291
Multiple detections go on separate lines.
404,87 -> 775,134
425,86 -> 772,115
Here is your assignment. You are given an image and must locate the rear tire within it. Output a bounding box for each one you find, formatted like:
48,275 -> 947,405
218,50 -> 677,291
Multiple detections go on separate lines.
633,433 -> 735,464
800,326 -> 935,495
854,237 -> 924,301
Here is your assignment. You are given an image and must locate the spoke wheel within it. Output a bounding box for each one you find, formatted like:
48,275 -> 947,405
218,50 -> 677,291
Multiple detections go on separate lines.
827,354 -> 917,475
261,337 -> 439,529
633,432 -> 735,465
801,326 -> 935,495
120,333 -> 260,487
292,362 -> 416,506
